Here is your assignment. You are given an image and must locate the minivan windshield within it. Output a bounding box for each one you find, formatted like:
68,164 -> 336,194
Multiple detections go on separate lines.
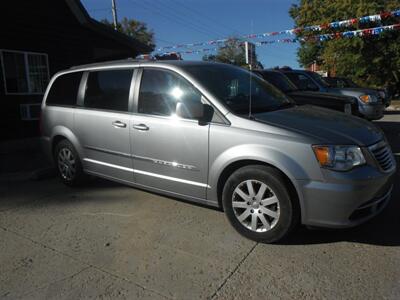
184,64 -> 293,115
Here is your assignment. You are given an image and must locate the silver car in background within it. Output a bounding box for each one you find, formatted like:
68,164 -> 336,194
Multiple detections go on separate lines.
41,60 -> 396,242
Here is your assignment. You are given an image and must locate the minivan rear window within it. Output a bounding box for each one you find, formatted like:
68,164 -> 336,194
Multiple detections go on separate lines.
84,69 -> 133,112
46,72 -> 82,106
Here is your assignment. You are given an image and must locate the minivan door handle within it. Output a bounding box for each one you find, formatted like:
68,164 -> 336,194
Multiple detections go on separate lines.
112,121 -> 127,128
133,124 -> 149,131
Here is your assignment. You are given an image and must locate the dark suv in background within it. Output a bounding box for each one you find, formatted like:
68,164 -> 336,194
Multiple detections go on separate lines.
279,69 -> 385,120
254,70 -> 358,116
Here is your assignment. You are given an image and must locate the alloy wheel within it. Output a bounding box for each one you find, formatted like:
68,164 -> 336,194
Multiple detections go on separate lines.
57,148 -> 76,181
232,180 -> 280,232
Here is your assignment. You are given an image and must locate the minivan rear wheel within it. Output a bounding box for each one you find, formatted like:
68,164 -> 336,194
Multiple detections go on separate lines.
54,140 -> 85,186
222,165 -> 297,243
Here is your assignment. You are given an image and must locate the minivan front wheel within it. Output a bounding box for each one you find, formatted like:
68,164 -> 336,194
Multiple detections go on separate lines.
222,165 -> 298,243
54,140 -> 85,186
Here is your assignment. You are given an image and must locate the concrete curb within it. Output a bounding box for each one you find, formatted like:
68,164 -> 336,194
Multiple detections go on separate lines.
386,100 -> 400,111
386,106 -> 400,111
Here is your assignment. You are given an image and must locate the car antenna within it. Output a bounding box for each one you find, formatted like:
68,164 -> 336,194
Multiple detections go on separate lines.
248,21 -> 254,120
248,63 -> 254,119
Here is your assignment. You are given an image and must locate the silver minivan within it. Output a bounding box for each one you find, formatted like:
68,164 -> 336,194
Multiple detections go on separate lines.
41,60 -> 396,242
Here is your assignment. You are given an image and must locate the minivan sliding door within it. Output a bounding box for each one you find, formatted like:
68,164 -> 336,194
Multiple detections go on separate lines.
74,68 -> 136,183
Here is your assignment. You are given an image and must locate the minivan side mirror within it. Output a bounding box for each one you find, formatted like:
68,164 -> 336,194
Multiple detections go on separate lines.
176,101 -> 213,120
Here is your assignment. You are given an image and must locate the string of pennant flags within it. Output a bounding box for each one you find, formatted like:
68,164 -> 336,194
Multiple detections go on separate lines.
159,23 -> 400,56
155,8 -> 400,52
316,22 -> 400,41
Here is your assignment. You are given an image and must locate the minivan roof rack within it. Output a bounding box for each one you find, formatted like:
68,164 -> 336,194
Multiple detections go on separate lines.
69,58 -> 142,70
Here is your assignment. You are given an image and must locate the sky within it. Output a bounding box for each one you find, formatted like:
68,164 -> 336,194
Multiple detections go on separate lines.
81,0 -> 301,69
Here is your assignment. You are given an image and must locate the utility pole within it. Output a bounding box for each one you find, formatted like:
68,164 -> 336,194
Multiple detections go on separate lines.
111,0 -> 118,30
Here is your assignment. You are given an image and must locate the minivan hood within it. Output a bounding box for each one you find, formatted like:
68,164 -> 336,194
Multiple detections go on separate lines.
254,105 -> 383,146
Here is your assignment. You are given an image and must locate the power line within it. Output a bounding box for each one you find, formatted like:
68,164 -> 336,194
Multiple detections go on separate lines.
169,0 -> 244,36
150,0 -> 228,38
155,37 -> 179,45
90,0 -> 237,49
129,0 -> 210,36
126,0 -> 219,39
84,1 -> 183,50
146,0 -> 227,38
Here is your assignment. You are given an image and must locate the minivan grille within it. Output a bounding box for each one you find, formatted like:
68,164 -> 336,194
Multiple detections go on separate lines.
369,141 -> 395,172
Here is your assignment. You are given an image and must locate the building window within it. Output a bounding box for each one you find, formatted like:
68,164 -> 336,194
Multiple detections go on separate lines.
0,50 -> 49,94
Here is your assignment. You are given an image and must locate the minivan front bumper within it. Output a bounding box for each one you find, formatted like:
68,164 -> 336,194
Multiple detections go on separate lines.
297,169 -> 395,228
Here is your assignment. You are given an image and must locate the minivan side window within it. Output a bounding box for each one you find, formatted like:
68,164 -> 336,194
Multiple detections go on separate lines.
46,72 -> 82,106
84,69 -> 133,112
138,69 -> 202,118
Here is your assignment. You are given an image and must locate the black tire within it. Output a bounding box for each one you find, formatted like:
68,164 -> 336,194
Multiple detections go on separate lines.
54,139 -> 86,186
222,165 -> 299,243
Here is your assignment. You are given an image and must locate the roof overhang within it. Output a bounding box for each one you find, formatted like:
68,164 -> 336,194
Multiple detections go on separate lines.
65,0 -> 152,54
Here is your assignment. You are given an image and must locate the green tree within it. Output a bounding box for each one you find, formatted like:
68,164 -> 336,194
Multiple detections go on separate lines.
202,38 -> 261,68
101,17 -> 155,51
289,0 -> 400,93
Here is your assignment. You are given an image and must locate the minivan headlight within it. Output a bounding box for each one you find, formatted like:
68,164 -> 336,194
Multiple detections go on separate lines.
359,94 -> 377,103
312,145 -> 366,171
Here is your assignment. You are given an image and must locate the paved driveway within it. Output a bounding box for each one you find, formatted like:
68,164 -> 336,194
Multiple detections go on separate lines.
1,113 -> 399,299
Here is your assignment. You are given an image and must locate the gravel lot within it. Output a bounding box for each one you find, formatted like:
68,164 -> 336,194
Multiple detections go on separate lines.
1,113 -> 399,299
